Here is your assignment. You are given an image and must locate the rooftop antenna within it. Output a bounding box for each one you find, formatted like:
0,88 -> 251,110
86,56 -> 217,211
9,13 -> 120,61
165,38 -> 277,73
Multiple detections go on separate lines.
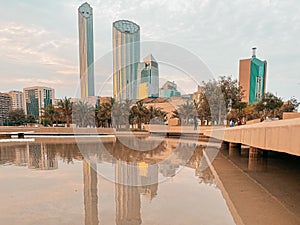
252,47 -> 257,58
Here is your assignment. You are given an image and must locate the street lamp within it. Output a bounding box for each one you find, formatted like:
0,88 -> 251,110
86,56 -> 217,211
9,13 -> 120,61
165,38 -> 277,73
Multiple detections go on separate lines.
263,101 -> 267,120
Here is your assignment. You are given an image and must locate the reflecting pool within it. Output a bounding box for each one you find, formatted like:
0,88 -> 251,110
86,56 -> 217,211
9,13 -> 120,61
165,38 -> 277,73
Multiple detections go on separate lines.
0,137 -> 235,225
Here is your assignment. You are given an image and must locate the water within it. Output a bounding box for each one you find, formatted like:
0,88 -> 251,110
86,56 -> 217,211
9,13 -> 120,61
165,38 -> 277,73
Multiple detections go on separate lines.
0,137 -> 235,225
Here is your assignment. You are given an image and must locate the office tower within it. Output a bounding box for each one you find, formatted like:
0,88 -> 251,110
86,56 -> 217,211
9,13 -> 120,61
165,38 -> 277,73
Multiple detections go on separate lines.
23,86 -> 55,118
159,81 -> 181,98
9,90 -> 24,110
239,48 -> 267,104
78,2 -> 95,98
138,54 -> 159,99
113,20 -> 140,101
0,93 -> 11,126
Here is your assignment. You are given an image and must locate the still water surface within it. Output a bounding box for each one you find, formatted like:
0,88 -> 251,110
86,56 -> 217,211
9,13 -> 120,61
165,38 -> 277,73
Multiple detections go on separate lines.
0,137 -> 235,225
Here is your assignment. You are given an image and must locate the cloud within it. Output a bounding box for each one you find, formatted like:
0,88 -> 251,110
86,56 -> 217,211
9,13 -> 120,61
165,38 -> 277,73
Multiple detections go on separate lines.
0,22 -> 78,75
0,0 -> 299,101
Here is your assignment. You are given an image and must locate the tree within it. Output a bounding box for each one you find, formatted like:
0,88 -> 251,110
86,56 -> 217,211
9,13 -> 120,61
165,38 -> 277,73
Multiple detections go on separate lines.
26,114 -> 37,124
73,101 -> 95,127
8,109 -> 25,126
130,102 -> 148,129
255,92 -> 283,119
177,101 -> 196,125
58,97 -> 73,127
277,96 -> 300,119
42,105 -> 56,126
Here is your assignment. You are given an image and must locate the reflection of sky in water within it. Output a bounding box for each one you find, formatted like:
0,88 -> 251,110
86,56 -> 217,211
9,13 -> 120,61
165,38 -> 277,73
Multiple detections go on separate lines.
0,140 -> 235,225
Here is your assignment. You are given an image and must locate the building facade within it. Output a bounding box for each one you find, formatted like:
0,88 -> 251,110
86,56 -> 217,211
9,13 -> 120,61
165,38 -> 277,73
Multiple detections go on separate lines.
9,90 -> 24,110
159,81 -> 181,98
0,93 -> 11,126
113,20 -> 140,102
138,54 -> 159,99
23,86 -> 55,118
78,2 -> 95,98
239,48 -> 267,104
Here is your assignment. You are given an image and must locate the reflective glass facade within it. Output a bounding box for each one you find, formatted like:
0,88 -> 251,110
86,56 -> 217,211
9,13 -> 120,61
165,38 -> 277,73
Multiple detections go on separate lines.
113,20 -> 140,101
24,86 -> 55,119
78,2 -> 95,98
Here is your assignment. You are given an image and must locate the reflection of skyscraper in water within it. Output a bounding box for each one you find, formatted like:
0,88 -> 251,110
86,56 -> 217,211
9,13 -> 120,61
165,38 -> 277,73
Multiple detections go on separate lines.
27,143 -> 58,170
115,160 -> 158,225
115,161 -> 142,225
83,160 -> 99,225
15,146 -> 28,166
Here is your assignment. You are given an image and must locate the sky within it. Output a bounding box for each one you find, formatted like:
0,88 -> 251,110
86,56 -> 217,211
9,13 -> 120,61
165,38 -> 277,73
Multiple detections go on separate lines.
0,0 -> 299,101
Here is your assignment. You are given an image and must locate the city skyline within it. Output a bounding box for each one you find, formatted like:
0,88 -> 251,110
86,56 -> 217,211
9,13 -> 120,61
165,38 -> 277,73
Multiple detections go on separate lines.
0,0 -> 299,101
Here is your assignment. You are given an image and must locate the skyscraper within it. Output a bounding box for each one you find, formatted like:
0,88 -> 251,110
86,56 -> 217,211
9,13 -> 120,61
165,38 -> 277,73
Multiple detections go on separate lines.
0,93 -> 11,126
78,2 -> 95,98
239,48 -> 267,104
138,54 -> 159,99
113,20 -> 140,101
9,90 -> 24,110
23,86 -> 55,118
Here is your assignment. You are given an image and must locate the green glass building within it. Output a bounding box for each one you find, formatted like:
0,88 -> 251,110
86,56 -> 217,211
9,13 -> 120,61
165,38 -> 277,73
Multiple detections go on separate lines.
239,48 -> 267,104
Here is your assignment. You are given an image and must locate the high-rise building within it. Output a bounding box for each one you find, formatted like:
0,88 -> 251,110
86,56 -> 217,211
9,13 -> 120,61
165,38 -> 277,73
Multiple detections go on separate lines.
239,48 -> 267,104
78,2 -> 95,98
159,81 -> 181,98
23,86 -> 55,118
0,93 -> 11,126
138,54 -> 159,99
113,20 -> 140,101
8,90 -> 24,110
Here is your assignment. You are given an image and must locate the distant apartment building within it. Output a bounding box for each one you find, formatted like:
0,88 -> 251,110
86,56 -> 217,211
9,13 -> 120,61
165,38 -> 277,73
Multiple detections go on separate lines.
159,81 -> 181,98
138,54 -> 159,99
239,48 -> 267,104
8,90 -> 24,110
113,20 -> 140,101
0,93 -> 11,126
78,2 -> 95,98
23,86 -> 55,118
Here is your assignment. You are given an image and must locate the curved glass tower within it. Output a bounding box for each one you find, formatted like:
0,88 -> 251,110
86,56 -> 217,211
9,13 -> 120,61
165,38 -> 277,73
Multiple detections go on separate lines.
113,20 -> 140,101
78,2 -> 95,98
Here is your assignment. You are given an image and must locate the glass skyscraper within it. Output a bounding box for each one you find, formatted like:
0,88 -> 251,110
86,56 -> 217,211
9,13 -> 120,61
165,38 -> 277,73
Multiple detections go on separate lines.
239,48 -> 267,104
113,20 -> 140,101
138,54 -> 159,99
78,2 -> 95,98
23,86 -> 55,119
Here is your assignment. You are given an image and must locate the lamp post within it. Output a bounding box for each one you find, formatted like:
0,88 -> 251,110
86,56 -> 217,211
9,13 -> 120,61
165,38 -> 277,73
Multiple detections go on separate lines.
263,101 -> 267,120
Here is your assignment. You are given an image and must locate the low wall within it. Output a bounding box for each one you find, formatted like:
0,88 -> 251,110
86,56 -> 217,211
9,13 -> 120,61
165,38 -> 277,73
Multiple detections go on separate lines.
203,118 -> 300,156
283,112 -> 300,120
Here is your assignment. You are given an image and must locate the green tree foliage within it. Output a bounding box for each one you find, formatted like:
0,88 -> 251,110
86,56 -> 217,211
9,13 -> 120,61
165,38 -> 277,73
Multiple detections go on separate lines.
72,101 -> 95,127
255,92 -> 283,119
176,101 -> 196,125
42,105 -> 56,126
58,97 -> 73,127
279,96 -> 299,113
26,114 -> 37,124
8,109 -> 25,126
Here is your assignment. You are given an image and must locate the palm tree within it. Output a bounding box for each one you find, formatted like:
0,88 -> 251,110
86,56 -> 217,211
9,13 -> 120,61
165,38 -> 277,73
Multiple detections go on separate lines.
177,101 -> 197,125
130,102 -> 148,129
42,105 -> 56,126
73,101 -> 94,127
58,97 -> 73,127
